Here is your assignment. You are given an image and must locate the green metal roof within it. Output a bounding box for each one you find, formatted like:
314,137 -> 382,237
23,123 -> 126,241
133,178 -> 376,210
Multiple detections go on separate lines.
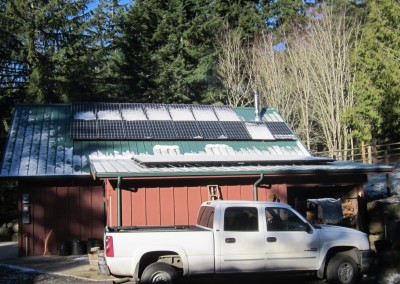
0,104 -> 393,179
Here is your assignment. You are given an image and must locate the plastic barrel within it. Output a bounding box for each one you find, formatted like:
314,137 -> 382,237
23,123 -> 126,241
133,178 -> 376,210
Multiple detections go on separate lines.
59,240 -> 71,256
71,239 -> 84,255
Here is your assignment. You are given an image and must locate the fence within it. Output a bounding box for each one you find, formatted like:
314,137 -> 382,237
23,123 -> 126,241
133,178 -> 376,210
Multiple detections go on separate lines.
311,140 -> 400,165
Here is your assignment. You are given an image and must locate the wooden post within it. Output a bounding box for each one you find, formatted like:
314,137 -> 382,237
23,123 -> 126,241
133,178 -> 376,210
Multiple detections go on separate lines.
367,144 -> 372,164
371,139 -> 378,164
361,141 -> 366,163
385,145 -> 391,195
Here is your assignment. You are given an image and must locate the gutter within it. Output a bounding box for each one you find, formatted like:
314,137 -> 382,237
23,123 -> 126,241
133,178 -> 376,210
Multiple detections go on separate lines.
253,174 -> 264,201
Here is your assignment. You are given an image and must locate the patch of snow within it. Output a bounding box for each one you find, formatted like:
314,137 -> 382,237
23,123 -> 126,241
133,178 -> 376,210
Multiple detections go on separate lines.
122,109 -> 147,121
214,107 -> 241,121
74,111 -> 96,120
145,105 -> 171,120
153,145 -> 180,156
245,122 -> 275,140
192,107 -> 218,121
169,106 -> 195,121
97,110 -> 121,120
385,272 -> 400,284
364,166 -> 400,198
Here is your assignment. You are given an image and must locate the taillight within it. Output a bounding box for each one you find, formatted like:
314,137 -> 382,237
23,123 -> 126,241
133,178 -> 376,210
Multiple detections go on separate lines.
105,236 -> 114,257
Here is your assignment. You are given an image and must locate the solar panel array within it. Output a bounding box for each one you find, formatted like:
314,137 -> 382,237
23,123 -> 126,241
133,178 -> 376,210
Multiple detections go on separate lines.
70,103 -> 295,141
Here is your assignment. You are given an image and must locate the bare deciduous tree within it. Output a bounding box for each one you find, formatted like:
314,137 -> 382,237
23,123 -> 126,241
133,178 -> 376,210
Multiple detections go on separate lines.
252,34 -> 295,121
289,4 -> 359,157
216,5 -> 358,157
216,28 -> 254,107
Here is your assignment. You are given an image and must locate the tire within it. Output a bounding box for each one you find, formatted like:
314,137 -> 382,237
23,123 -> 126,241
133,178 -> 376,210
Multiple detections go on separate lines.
140,262 -> 178,284
326,254 -> 360,284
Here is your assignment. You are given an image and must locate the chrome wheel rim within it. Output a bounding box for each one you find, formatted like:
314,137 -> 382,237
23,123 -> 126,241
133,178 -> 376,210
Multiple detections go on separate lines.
338,262 -> 353,283
151,271 -> 172,283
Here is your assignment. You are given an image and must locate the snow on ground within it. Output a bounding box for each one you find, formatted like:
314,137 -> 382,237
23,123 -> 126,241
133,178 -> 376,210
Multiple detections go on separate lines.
365,166 -> 400,199
364,163 -> 400,284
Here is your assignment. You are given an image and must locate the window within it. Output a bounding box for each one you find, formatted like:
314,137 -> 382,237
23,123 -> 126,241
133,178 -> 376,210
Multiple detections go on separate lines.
266,207 -> 306,232
197,206 -> 214,229
224,207 -> 258,232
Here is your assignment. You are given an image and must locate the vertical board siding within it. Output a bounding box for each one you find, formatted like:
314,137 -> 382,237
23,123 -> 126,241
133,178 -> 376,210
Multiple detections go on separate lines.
160,187 -> 175,225
131,188 -> 146,226
107,178 -> 285,227
19,182 -> 103,256
146,187 -> 161,225
174,187 -> 188,225
187,186 -> 202,224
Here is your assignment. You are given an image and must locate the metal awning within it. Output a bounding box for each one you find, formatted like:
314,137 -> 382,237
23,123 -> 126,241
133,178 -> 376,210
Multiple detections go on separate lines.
89,158 -> 394,179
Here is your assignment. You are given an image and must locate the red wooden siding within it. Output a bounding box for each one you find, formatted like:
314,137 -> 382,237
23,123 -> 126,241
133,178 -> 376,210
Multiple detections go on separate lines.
18,181 -> 103,256
104,178 -> 277,227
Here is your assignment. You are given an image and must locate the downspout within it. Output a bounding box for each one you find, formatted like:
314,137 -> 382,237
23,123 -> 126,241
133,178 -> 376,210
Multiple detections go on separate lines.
253,174 -> 264,201
117,176 -> 122,226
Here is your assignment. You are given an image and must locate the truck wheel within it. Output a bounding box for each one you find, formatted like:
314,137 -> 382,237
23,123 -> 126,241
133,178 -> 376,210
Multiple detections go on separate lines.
141,262 -> 178,284
326,254 -> 359,284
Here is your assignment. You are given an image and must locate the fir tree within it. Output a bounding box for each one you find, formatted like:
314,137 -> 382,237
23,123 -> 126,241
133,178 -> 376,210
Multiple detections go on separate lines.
350,0 -> 400,142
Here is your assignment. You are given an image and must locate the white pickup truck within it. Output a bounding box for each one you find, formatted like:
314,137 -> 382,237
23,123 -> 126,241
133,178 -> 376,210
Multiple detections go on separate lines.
104,200 -> 374,284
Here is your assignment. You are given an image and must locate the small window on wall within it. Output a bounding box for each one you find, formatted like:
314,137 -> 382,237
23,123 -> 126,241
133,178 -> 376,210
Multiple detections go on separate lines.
266,207 -> 306,232
224,207 -> 258,232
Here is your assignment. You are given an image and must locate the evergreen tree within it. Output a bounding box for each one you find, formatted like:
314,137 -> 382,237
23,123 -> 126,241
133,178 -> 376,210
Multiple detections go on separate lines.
0,0 -> 93,103
89,0 -> 127,101
350,0 -> 400,142
118,0 -> 273,104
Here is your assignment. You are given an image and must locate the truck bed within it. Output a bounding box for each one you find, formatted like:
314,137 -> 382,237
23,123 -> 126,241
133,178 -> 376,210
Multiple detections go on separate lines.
106,225 -> 207,233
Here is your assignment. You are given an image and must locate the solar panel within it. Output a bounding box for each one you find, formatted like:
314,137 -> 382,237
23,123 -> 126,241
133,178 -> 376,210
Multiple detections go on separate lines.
245,122 -> 275,140
220,121 -> 251,139
145,104 -> 171,120
71,120 -> 97,139
98,120 -> 124,139
124,121 -> 152,139
148,121 -> 177,139
168,104 -> 195,121
97,103 -> 121,120
72,103 -> 96,120
214,106 -> 241,121
174,121 -> 203,139
265,121 -> 296,140
196,121 -> 226,139
121,103 -> 147,121
192,106 -> 218,121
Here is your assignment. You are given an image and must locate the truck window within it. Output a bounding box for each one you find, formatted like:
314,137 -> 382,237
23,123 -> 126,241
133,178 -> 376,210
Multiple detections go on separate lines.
266,207 -> 306,232
197,206 -> 214,229
224,207 -> 258,232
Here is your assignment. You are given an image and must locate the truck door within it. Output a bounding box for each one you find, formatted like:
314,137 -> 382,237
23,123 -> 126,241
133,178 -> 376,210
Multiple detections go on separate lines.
264,207 -> 320,271
217,206 -> 266,273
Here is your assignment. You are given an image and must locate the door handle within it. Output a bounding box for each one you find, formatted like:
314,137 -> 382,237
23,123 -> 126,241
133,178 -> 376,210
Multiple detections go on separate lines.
267,237 -> 277,242
225,238 -> 236,243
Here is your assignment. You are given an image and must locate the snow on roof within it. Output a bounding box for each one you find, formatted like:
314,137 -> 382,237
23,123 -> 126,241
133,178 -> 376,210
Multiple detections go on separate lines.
121,108 -> 147,121
192,107 -> 218,121
169,106 -> 195,121
97,110 -> 122,120
74,111 -> 96,120
214,108 -> 241,121
245,122 -> 275,140
146,105 -> 171,120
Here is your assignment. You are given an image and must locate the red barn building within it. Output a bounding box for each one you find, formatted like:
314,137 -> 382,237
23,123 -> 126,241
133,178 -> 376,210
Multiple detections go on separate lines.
0,103 -> 392,256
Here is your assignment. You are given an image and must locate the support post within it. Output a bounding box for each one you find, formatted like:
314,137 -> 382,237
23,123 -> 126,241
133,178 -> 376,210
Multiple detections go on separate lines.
253,174 -> 264,201
117,176 -> 122,226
